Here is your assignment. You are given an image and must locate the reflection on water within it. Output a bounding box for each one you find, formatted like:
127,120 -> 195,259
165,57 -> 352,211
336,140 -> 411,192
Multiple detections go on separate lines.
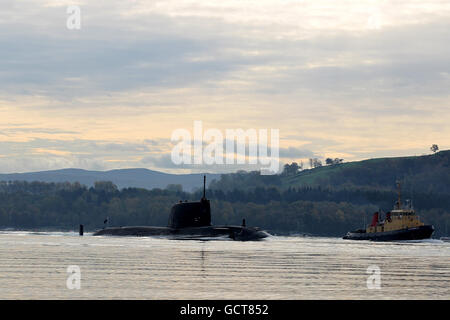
0,231 -> 448,299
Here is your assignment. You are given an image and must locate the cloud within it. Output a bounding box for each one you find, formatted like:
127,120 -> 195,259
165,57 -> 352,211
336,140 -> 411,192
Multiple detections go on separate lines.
0,126 -> 79,136
2,2 -> 449,100
279,147 -> 315,159
0,1 -> 449,173
0,138 -> 173,172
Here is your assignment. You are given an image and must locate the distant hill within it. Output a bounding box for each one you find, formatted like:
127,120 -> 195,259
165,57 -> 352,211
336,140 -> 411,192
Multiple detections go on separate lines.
210,150 -> 450,194
0,168 -> 220,192
284,150 -> 450,194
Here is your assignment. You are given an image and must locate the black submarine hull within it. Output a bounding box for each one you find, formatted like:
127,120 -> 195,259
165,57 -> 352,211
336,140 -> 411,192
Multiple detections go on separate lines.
343,225 -> 434,241
93,225 -> 270,241
93,176 -> 270,241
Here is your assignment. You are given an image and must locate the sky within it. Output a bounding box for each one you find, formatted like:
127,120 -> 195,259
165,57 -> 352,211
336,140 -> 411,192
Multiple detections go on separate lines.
0,0 -> 449,174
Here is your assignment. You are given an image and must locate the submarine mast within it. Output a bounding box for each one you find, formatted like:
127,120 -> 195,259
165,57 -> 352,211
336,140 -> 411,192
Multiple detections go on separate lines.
202,175 -> 206,200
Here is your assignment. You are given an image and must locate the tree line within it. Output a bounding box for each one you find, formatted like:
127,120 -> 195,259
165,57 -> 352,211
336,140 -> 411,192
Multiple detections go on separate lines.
0,180 -> 448,237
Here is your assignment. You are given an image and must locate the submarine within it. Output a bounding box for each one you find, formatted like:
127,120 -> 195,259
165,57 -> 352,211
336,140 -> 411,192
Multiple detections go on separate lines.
93,176 -> 270,241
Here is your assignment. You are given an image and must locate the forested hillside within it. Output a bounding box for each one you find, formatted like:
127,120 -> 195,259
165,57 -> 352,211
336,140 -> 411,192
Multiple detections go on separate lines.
209,150 -> 450,194
0,179 -> 448,237
0,151 -> 449,237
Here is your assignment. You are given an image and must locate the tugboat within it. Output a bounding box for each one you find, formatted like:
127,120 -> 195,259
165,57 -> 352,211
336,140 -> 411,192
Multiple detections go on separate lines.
93,176 -> 270,241
343,182 -> 434,241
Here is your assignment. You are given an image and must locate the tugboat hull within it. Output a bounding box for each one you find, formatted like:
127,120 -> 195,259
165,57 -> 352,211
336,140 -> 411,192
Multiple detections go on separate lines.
93,225 -> 270,241
343,225 -> 434,241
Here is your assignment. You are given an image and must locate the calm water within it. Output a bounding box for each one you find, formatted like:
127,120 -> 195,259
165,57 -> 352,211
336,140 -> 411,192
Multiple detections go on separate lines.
0,231 -> 448,299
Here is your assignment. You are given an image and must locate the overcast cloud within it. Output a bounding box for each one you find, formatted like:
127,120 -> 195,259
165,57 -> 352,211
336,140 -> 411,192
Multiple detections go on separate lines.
0,0 -> 449,173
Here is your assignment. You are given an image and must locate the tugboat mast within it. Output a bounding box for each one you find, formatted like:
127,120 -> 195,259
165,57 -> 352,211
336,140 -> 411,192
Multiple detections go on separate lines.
396,181 -> 402,210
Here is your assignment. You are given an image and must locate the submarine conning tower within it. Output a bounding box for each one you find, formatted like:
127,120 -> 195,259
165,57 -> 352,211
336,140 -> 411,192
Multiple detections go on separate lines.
167,175 -> 211,229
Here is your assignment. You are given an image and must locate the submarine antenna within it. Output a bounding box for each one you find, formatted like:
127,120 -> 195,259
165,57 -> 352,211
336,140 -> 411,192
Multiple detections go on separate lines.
203,175 -> 206,199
